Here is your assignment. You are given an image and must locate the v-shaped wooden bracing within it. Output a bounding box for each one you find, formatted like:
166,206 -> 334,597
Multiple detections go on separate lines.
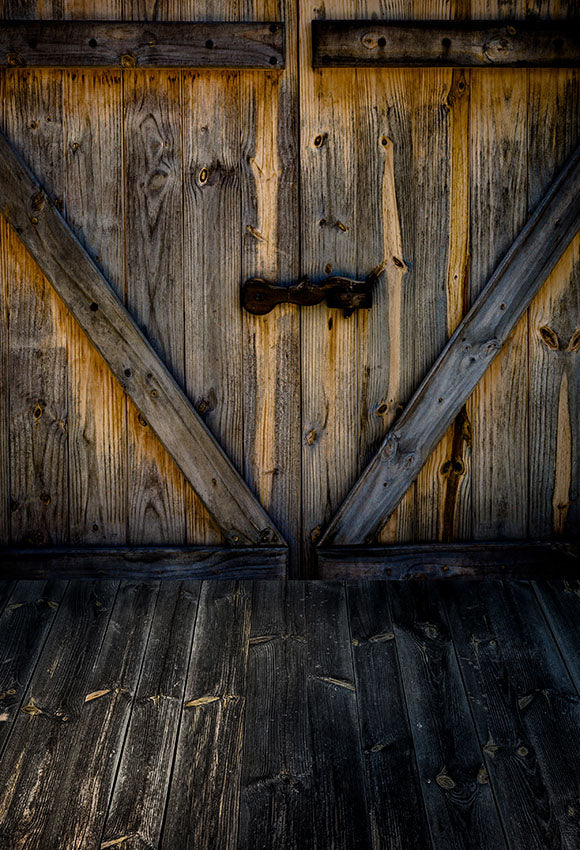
0,129 -> 285,548
320,145 -> 580,547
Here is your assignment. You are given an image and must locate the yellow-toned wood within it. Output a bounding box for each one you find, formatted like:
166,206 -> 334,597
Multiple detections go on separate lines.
528,65 -> 579,537
300,0 -> 358,568
1,68 -> 68,546
62,69 -> 126,544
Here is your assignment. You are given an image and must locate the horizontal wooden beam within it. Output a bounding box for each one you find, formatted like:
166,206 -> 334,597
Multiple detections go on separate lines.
0,21 -> 284,69
317,542 -> 580,580
0,547 -> 287,579
312,20 -> 580,68
320,145 -> 580,546
0,129 -> 284,548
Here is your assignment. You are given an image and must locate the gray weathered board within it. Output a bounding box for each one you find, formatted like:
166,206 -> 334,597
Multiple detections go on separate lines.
312,20 -> 580,68
0,21 -> 285,68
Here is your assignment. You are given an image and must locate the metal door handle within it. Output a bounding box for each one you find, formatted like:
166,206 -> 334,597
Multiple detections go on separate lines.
241,269 -> 382,317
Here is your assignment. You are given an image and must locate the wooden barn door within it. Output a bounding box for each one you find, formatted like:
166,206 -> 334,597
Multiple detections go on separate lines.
303,3 -> 580,577
0,1 -> 579,579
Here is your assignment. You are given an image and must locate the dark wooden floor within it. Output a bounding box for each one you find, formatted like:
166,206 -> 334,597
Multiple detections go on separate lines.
1,579 -> 580,849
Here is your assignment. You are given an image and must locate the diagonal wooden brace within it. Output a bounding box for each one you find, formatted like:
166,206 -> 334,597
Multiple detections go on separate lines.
320,145 -> 580,547
0,129 -> 285,548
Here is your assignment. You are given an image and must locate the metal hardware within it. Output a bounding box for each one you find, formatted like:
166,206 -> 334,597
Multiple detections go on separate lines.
241,269 -> 382,317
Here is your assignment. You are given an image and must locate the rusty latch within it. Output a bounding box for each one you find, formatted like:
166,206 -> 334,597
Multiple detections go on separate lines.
241,268 -> 382,318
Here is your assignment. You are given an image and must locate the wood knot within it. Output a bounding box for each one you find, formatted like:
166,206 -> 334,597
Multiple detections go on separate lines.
310,525 -> 321,543
31,191 -> 45,212
538,325 -> 560,350
6,53 -> 24,67
313,133 -> 327,149
566,328 -> 580,352
121,52 -> 137,68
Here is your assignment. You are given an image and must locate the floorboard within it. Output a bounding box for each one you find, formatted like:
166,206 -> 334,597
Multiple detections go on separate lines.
443,580 -> 580,850
0,579 -> 579,849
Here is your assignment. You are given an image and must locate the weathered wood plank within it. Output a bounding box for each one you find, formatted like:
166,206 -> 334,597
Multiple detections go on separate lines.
0,21 -> 285,68
346,581 -> 432,850
1,69 -> 69,547
0,127 -> 284,546
312,20 -> 580,67
123,68 -> 187,547
238,581 -> 313,848
305,582 -> 371,849
0,217 -> 10,543
241,0 -> 301,574
528,67 -> 580,537
0,546 -> 287,578
469,63 -> 529,540
318,541 -> 579,579
0,579 -> 67,755
390,582 -> 508,850
299,0 -> 359,570
23,581 -> 159,850
533,580 -> 580,698
443,580 -> 580,849
0,579 -> 15,612
183,68 -> 240,546
100,581 -> 201,850
320,144 -> 580,546
0,580 -> 119,848
161,581 -> 252,850
63,68 -> 126,546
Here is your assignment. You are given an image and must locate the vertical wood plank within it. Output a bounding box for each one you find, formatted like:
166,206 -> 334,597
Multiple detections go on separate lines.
305,582 -> 371,849
0,67 -> 68,547
0,579 -> 67,755
241,0 -> 301,571
528,65 -> 580,537
300,0 -> 358,570
123,67 -> 187,545
470,0 -> 529,539
100,581 -> 201,850
347,581 -> 433,850
0,216 -> 11,542
238,582 -> 312,848
0,580 -> 119,849
62,67 -> 126,545
161,581 -> 252,850
182,68 -> 239,546
390,582 -> 509,850
444,580 -> 580,849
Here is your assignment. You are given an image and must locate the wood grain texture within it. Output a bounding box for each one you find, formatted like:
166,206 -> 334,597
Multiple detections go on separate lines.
312,20 -> 580,67
100,581 -> 201,850
390,581 -> 508,850
241,0 -> 301,575
346,581 -> 433,850
0,579 -> 119,849
0,21 -> 285,68
534,579 -> 580,696
0,218 -> 10,542
299,0 -> 359,570
0,546 -> 288,577
123,68 -> 187,546
238,581 -> 313,848
63,68 -> 126,545
528,67 -> 580,538
320,145 -> 580,546
1,68 -> 68,548
161,581 -> 252,850
354,0 -> 416,548
183,69 -> 241,547
317,541 -> 579,579
443,580 -> 580,849
305,582 -> 371,849
0,127 -> 284,546
0,579 -> 67,754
